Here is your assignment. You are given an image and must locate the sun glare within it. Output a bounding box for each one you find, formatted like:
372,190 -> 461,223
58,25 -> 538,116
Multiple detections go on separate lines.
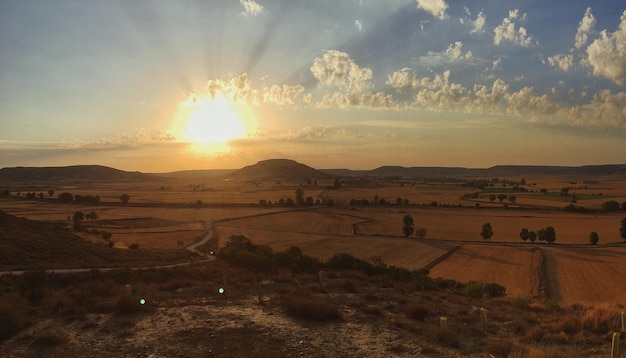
182,94 -> 246,144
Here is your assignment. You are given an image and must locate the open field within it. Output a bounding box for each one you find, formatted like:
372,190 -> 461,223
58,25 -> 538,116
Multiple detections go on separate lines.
2,171 -> 626,307
428,246 -> 537,299
543,246 -> 626,305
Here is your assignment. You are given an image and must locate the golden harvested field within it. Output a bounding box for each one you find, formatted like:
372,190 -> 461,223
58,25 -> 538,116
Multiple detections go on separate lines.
353,207 -> 625,244
216,225 -> 453,270
2,174 -> 626,306
428,245 -> 537,299
543,246 -> 626,305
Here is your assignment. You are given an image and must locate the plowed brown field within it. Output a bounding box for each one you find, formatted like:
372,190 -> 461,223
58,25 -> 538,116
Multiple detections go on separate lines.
428,245 -> 536,298
543,246 -> 626,305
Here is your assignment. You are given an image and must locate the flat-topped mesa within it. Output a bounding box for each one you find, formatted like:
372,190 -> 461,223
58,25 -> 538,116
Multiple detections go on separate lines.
228,159 -> 333,182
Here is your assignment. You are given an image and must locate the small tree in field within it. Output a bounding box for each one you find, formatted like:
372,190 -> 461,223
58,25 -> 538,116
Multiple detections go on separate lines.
480,223 -> 493,240
620,218 -> 626,241
544,226 -> 556,244
537,228 -> 546,243
489,194 -> 496,202
402,215 -> 414,237
415,227 -> 427,239
528,231 -> 537,243
119,194 -> 130,205
497,194 -> 507,203
519,228 -> 529,242
589,231 -> 599,245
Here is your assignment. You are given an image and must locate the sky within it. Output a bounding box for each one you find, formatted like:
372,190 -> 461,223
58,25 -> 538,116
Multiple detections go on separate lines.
1,0 -> 626,172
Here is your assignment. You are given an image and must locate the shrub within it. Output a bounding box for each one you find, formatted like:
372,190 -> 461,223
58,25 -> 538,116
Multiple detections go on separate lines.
514,297 -> 531,310
403,301 -> 430,321
486,339 -> 514,357
463,281 -> 483,299
20,269 -> 48,305
426,327 -> 460,348
281,293 -> 341,322
544,299 -> 561,313
483,283 -> 506,298
0,301 -> 28,340
115,295 -> 141,315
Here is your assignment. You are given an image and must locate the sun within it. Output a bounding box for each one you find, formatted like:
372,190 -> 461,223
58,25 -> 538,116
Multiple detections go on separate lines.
179,93 -> 246,145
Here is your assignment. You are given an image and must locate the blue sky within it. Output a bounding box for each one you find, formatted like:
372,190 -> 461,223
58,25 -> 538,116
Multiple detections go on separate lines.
1,0 -> 625,171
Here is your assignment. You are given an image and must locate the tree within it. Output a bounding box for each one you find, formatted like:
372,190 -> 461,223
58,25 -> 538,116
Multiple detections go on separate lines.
489,194 -> 496,202
480,223 -> 493,240
601,201 -> 621,212
119,194 -> 130,204
48,189 -> 54,197
73,211 -> 84,230
560,187 -> 570,196
402,215 -> 414,237
295,188 -> 304,205
519,228 -> 529,242
497,194 -> 507,203
544,226 -> 556,244
540,188 -> 548,194
415,227 -> 426,239
537,228 -> 546,243
508,195 -> 517,204
528,231 -> 537,243
101,231 -> 112,242
589,231 -> 599,245
58,192 -> 73,203
86,211 -> 98,222
621,218 -> 626,241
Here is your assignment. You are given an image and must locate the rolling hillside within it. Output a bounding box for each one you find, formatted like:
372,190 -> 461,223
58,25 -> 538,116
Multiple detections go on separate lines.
0,165 -> 158,182
0,210 -> 187,271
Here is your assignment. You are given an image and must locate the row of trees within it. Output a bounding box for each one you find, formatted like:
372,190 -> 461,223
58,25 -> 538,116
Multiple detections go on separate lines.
518,227 -> 557,244
259,189 -> 334,207
487,194 -> 517,204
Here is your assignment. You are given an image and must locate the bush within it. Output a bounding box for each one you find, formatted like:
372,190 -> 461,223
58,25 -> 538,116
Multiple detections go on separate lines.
20,269 -> 48,305
0,301 -> 28,340
463,281 -> 484,299
115,295 -> 141,315
403,301 -> 430,321
483,282 -> 506,298
281,293 -> 341,322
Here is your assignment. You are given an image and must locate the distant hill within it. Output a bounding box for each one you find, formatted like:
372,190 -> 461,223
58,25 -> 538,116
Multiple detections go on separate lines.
0,165 -> 158,182
228,159 -> 332,182
328,164 -> 626,180
0,210 -> 187,271
156,169 -> 235,180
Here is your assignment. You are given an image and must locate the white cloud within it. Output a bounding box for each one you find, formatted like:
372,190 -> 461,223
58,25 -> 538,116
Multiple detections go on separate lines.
416,0 -> 448,20
262,84 -> 305,105
310,50 -> 373,94
568,90 -> 626,128
575,7 -> 596,50
493,9 -> 533,47
445,41 -> 473,61
470,11 -> 486,34
316,91 -> 396,109
184,73 -> 259,106
387,68 -> 419,93
492,58 -> 501,71
355,19 -> 363,31
240,0 -> 263,17
585,10 -> 626,84
547,54 -> 574,72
